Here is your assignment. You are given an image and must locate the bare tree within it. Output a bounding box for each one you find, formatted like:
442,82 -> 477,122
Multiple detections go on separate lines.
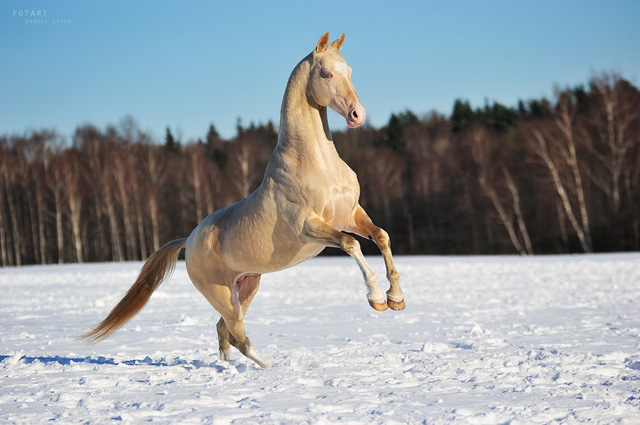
528,92 -> 593,253
470,125 -> 532,255
110,149 -> 139,260
186,143 -> 208,223
583,74 -> 640,215
33,160 -> 49,264
84,131 -> 125,262
0,142 -> 12,266
361,148 -> 405,226
140,144 -> 166,252
406,114 -> 450,200
229,138 -> 253,199
76,126 -> 114,261
503,167 -> 533,254
61,150 -> 85,263
50,156 -> 67,264
227,127 -> 270,200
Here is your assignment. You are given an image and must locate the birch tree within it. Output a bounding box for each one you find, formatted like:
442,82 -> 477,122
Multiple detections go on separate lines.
527,90 -> 593,252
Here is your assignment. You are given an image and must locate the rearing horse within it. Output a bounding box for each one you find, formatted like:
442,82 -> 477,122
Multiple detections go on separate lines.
84,33 -> 405,368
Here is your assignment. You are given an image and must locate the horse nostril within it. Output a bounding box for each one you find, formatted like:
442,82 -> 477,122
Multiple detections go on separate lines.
352,110 -> 358,119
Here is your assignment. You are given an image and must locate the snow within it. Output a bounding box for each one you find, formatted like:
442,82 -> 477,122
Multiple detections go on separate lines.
1,254 -> 640,424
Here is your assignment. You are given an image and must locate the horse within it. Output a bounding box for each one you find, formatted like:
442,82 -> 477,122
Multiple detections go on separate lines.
83,32 -> 405,368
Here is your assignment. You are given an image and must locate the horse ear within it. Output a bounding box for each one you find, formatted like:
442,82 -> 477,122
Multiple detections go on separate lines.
330,33 -> 345,52
316,32 -> 330,53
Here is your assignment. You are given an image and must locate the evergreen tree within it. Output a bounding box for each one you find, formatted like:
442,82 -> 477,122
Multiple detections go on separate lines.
397,110 -> 418,126
204,123 -> 227,166
164,127 -> 181,153
206,123 -> 220,148
572,85 -> 589,114
481,101 -> 517,132
451,99 -> 474,133
378,113 -> 406,151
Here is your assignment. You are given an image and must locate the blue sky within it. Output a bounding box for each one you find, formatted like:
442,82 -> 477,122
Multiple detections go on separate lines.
1,0 -> 639,142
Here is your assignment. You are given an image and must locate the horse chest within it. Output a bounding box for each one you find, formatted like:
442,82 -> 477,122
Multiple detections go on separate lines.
321,184 -> 358,229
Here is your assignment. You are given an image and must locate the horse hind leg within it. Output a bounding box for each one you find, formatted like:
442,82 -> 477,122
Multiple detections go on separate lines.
208,274 -> 269,368
222,319 -> 270,368
216,274 -> 262,362
216,317 -> 233,361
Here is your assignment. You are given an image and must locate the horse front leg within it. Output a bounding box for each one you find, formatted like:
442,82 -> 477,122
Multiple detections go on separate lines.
346,205 -> 405,310
302,216 -> 388,311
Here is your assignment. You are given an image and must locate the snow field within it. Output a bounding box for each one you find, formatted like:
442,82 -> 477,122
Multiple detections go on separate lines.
1,254 -> 640,424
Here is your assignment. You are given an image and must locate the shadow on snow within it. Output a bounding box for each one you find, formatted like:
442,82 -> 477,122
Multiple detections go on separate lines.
0,354 -> 229,371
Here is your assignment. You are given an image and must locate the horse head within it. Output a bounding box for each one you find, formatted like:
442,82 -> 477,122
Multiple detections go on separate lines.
307,32 -> 366,128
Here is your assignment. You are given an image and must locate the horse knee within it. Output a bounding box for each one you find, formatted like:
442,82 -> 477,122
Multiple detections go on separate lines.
340,234 -> 361,255
374,228 -> 391,251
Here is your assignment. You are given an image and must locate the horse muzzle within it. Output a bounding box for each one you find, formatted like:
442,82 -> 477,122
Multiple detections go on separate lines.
346,103 -> 366,128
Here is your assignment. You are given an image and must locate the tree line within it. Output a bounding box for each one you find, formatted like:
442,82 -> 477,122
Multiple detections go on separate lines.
1,73 -> 639,265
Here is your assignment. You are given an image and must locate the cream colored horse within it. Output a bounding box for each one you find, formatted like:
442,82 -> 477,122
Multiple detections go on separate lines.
84,33 -> 405,368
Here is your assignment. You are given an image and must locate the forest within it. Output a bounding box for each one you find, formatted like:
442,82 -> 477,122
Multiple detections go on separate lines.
1,73 -> 639,266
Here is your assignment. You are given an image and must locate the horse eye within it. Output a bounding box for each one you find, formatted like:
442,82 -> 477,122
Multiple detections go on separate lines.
321,70 -> 333,79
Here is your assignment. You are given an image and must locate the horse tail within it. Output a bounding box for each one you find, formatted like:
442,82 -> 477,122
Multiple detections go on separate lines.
82,238 -> 187,343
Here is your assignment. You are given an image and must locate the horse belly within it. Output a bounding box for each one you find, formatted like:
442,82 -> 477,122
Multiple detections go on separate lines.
221,211 -> 324,273
262,215 -> 326,269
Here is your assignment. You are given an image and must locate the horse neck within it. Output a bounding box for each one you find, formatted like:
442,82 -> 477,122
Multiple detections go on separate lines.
277,56 -> 336,161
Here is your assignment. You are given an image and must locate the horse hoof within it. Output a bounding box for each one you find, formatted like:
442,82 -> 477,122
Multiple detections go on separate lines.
245,346 -> 271,368
220,348 -> 232,361
388,298 -> 405,311
369,299 -> 389,311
